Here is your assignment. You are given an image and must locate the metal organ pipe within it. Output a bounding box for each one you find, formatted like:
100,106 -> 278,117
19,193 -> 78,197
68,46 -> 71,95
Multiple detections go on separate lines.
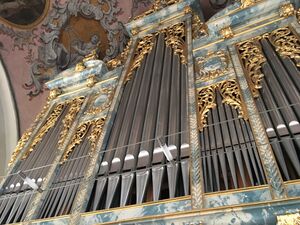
249,36 -> 300,181
0,103 -> 70,224
87,32 -> 190,212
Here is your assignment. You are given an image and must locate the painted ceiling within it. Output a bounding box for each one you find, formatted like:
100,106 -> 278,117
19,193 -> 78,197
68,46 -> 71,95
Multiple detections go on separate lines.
0,0 -> 233,135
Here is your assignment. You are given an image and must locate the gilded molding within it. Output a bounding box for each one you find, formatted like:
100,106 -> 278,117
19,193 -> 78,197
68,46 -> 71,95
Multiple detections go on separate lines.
85,85 -> 115,115
195,51 -> 229,81
61,121 -> 91,163
277,212 -> 300,225
165,23 -> 187,64
58,97 -> 85,149
237,38 -> 266,98
126,34 -> 156,82
267,27 -> 300,68
218,80 -> 248,120
297,9 -> 300,23
220,26 -> 234,39
279,3 -> 295,18
197,85 -> 217,131
107,39 -> 132,69
22,103 -> 65,159
197,79 -> 247,131
88,118 -> 106,153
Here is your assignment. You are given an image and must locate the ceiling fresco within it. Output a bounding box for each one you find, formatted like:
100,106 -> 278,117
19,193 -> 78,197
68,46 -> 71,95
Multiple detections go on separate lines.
0,0 -> 48,26
0,0 -> 232,134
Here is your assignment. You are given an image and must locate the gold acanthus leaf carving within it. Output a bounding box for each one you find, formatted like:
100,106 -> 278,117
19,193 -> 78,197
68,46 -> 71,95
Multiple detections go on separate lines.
277,212 -> 300,225
197,79 -> 248,131
107,39 -> 132,69
267,27 -> 300,68
197,86 -> 217,131
85,86 -> 115,116
8,127 -> 33,167
218,80 -> 248,120
88,118 -> 106,153
126,34 -> 156,82
165,22 -> 187,64
61,121 -> 91,163
237,38 -> 266,98
58,97 -> 85,149
22,103 -> 65,160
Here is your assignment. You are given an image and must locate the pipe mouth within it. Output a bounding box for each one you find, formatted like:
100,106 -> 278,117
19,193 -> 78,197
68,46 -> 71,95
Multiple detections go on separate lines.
277,124 -> 286,129
289,121 -> 299,126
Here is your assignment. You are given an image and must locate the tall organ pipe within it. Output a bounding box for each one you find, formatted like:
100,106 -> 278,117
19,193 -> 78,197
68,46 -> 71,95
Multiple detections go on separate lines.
0,104 -> 69,224
88,32 -> 190,211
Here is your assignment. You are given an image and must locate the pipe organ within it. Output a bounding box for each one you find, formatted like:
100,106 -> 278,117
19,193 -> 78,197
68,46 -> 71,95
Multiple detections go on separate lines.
1,0 -> 300,224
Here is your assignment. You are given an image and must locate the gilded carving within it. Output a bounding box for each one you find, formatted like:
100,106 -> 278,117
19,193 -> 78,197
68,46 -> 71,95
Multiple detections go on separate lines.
297,8 -> 300,23
86,75 -> 97,88
197,79 -> 247,131
197,86 -> 217,131
196,51 -> 229,81
237,38 -> 266,98
8,127 -> 33,167
107,39 -> 132,69
279,3 -> 295,18
58,97 -> 85,149
126,34 -> 156,82
267,27 -> 300,68
48,89 -> 61,101
277,212 -> 300,225
88,118 -> 106,153
218,80 -> 248,120
192,14 -> 208,39
85,85 -> 115,115
165,23 -> 187,64
220,26 -> 234,39
22,103 -> 65,159
61,121 -> 90,163
240,0 -> 261,9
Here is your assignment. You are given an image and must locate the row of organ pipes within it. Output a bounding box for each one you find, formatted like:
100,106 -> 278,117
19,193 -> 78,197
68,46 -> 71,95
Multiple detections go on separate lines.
0,25 -> 299,224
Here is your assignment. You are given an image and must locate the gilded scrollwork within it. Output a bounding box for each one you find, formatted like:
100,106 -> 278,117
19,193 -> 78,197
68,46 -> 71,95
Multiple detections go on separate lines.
22,103 -> 65,159
267,27 -> 300,68
192,14 -> 208,39
197,86 -> 217,131
61,121 -> 91,163
237,38 -> 266,98
8,127 -> 33,167
88,118 -> 106,153
165,23 -> 187,64
107,39 -> 133,69
197,79 -> 247,131
277,212 -> 300,225
126,34 -> 156,82
85,85 -> 115,115
57,97 -> 85,149
218,80 -> 248,120
196,51 -> 229,81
